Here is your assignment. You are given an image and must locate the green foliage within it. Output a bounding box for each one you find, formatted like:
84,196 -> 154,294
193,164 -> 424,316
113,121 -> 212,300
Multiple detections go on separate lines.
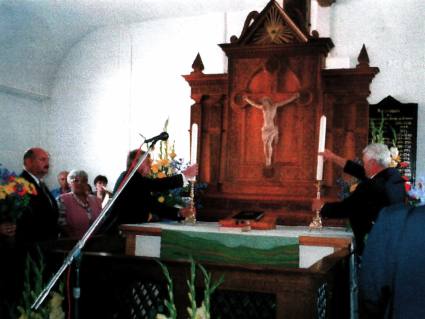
370,110 -> 398,148
187,260 -> 197,319
198,263 -> 224,318
370,111 -> 385,144
16,247 -> 64,319
156,260 -> 177,319
156,259 -> 224,319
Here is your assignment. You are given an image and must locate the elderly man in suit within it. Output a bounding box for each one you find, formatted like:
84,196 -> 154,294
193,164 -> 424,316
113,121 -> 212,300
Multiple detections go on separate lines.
17,147 -> 59,245
312,143 -> 406,254
359,203 -> 425,318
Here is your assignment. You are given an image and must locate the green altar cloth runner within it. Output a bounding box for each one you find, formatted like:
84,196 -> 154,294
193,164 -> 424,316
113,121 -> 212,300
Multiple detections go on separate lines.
160,229 -> 299,267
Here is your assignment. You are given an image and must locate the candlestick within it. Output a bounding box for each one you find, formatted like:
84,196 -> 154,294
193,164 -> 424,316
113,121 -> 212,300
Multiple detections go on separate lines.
316,115 -> 327,181
309,181 -> 323,230
184,123 -> 198,225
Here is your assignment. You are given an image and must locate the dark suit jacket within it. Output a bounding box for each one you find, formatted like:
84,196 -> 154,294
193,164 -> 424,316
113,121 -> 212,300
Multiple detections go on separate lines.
16,171 -> 59,245
102,171 -> 184,234
321,160 -> 406,253
359,204 -> 425,318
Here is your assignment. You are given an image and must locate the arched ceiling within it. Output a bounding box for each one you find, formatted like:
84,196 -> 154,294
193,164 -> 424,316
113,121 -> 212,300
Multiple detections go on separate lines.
0,0 -> 267,96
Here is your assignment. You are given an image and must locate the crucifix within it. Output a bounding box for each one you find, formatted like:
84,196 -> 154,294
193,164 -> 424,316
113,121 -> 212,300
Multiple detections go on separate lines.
243,93 -> 299,167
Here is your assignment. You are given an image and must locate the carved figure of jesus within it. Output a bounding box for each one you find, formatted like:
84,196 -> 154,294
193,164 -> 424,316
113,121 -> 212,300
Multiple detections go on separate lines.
244,93 -> 299,167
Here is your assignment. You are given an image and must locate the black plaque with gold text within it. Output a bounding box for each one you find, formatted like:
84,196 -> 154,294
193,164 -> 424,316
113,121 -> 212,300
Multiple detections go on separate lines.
369,96 -> 418,181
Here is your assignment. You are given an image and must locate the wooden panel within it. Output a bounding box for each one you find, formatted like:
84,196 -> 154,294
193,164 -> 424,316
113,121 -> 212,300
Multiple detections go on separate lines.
184,1 -> 378,223
43,235 -> 351,318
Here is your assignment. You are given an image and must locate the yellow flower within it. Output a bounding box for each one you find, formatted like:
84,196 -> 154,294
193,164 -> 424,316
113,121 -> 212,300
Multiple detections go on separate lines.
16,178 -> 36,194
0,189 -> 6,200
161,159 -> 170,167
158,196 -> 165,203
169,151 -> 177,159
4,183 -> 15,195
27,182 -> 37,195
49,292 -> 65,319
151,164 -> 159,174
49,292 -> 64,308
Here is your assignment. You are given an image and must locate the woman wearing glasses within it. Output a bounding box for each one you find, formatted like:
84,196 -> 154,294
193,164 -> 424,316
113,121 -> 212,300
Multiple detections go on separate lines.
57,170 -> 102,238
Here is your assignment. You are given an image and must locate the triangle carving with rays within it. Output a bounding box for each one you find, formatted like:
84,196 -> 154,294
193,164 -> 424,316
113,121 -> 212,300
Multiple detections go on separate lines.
231,0 -> 308,45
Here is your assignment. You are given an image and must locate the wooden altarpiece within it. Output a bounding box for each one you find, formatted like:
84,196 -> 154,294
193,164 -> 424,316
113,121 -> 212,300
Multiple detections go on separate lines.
184,0 -> 379,224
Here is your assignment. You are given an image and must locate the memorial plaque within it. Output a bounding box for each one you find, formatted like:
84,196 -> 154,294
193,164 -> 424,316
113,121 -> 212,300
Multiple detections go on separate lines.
369,96 -> 418,181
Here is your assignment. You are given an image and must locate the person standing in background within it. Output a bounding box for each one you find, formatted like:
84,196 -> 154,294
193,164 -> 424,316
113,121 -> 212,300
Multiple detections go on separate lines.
93,174 -> 112,207
18,147 -> 59,245
51,170 -> 70,199
359,203 -> 425,318
58,170 -> 102,238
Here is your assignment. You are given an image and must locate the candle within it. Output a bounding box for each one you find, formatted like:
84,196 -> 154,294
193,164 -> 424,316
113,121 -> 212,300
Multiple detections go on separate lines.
316,115 -> 327,180
191,123 -> 198,165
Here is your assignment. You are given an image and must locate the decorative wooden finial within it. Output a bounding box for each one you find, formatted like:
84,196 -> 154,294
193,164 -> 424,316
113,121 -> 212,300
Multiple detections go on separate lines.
191,53 -> 204,74
357,44 -> 370,68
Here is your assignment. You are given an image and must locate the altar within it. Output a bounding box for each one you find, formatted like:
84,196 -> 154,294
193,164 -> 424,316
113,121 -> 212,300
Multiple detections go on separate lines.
44,223 -> 353,318
120,222 -> 352,269
115,222 -> 354,318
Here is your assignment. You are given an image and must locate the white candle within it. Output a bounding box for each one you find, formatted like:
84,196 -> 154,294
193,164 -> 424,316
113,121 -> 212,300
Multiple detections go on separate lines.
191,123 -> 198,165
316,115 -> 327,181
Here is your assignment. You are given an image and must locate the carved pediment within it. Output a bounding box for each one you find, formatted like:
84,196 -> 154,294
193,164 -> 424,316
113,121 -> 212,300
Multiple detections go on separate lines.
230,0 -> 308,45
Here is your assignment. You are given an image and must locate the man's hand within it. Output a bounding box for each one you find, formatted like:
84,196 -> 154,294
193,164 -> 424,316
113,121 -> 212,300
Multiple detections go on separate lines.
179,207 -> 196,218
312,198 -> 324,211
183,164 -> 198,180
319,149 -> 347,168
0,222 -> 16,237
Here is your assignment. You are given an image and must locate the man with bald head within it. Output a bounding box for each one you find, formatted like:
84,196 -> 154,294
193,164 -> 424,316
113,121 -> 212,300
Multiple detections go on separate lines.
17,147 -> 59,245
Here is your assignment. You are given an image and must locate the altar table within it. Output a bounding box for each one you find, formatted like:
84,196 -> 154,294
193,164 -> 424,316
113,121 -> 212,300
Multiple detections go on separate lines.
120,222 -> 353,269
44,224 -> 353,318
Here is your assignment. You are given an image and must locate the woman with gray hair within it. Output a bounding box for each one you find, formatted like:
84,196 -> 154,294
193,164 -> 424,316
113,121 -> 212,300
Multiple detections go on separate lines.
311,143 -> 406,254
58,169 -> 102,238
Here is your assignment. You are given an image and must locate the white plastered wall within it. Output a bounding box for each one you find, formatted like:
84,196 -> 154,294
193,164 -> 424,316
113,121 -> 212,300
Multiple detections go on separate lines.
0,0 -> 423,189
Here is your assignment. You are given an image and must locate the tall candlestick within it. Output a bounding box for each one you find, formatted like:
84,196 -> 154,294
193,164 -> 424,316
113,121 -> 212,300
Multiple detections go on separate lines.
190,123 -> 198,165
316,115 -> 327,181
185,123 -> 198,225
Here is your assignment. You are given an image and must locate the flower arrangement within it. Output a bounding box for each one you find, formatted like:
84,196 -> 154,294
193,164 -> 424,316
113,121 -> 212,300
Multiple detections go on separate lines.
155,259 -> 224,319
369,113 -> 412,190
150,137 -> 187,209
16,248 -> 65,319
0,164 -> 37,223
149,120 -> 207,210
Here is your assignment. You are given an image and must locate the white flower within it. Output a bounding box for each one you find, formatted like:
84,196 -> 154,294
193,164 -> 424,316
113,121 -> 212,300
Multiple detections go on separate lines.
195,303 -> 208,319
389,146 -> 399,159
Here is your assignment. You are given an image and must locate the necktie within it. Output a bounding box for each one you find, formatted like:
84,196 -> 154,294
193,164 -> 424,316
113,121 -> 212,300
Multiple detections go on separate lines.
40,182 -> 54,207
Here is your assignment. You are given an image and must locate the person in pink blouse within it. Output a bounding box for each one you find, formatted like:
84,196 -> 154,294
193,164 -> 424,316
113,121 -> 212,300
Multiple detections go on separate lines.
58,169 -> 102,238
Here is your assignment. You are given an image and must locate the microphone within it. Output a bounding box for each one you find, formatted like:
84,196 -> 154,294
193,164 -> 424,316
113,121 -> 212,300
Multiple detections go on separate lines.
144,132 -> 169,144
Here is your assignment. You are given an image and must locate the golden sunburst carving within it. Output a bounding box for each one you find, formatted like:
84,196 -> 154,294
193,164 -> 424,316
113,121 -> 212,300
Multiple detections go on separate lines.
254,6 -> 294,44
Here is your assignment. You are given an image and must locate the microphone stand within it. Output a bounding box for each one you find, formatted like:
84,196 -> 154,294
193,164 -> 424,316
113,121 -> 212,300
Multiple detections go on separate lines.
31,136 -> 162,314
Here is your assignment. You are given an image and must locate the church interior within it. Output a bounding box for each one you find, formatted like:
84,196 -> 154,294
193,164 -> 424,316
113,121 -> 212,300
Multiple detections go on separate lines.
1,0 -> 424,318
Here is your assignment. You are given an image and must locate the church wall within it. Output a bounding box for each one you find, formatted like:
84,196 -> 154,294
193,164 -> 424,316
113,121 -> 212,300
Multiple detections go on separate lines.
328,0 -> 425,180
44,10 -> 257,187
0,92 -> 47,174
0,0 -> 423,189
